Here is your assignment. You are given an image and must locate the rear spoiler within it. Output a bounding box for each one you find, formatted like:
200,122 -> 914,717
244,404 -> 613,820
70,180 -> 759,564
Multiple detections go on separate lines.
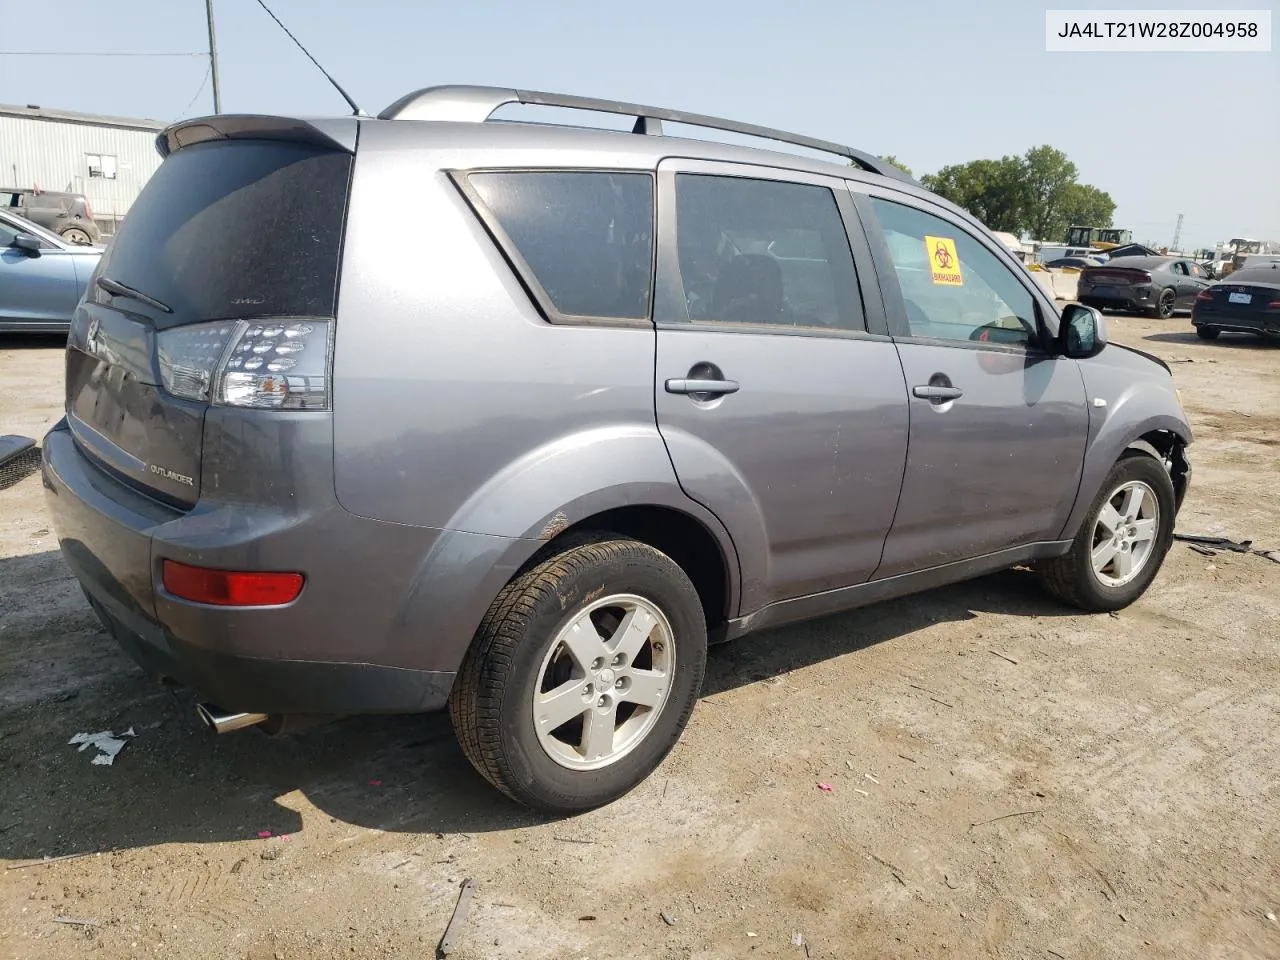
156,115 -> 359,158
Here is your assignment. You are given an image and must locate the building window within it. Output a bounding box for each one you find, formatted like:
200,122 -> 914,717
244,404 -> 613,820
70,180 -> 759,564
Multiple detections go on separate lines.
86,154 -> 117,180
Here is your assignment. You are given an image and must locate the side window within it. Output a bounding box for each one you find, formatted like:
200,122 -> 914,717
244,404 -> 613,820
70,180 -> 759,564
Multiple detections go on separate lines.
0,221 -> 19,246
467,171 -> 653,321
868,197 -> 1038,348
673,174 -> 865,332
1172,262 -> 1188,276
1189,262 -> 1206,278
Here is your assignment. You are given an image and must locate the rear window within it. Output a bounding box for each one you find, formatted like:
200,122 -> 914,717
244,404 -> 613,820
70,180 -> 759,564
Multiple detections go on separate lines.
93,139 -> 352,328
465,171 -> 654,320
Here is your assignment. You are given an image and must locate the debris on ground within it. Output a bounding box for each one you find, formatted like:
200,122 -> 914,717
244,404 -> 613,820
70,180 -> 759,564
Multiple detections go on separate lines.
53,916 -> 100,927
438,878 -> 476,956
660,910 -> 678,926
791,930 -> 805,946
817,782 -> 833,792
67,728 -> 136,766
989,650 -> 1019,665
1175,532 -> 1280,563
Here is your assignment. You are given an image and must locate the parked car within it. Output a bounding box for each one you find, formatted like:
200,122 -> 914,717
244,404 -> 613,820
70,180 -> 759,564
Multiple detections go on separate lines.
41,85 -> 1193,813
3,187 -> 101,245
0,208 -> 103,332
1191,262 -> 1280,340
1077,256 -> 1212,318
1045,256 -> 1105,271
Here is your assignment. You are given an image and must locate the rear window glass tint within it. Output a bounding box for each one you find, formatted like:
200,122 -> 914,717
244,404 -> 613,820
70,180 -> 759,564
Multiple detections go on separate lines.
467,171 -> 654,320
673,174 -> 865,332
93,139 -> 352,329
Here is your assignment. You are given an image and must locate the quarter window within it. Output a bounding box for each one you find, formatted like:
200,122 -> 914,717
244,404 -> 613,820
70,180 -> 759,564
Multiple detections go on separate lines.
467,171 -> 654,320
673,174 -> 865,332
869,197 -> 1038,348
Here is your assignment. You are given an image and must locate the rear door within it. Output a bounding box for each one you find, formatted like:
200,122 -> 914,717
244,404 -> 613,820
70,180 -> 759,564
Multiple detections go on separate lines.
64,136 -> 353,508
1178,260 -> 1211,307
653,159 -> 910,612
852,187 -> 1090,577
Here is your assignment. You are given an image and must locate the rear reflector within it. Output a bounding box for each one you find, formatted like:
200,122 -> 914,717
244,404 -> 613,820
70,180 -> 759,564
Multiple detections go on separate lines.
162,560 -> 304,606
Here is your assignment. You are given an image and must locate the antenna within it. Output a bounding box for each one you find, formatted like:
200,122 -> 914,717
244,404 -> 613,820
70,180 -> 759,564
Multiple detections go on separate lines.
252,0 -> 365,116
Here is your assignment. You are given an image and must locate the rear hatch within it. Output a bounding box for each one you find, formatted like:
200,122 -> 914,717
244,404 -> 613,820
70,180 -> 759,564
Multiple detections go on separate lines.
64,131 -> 354,508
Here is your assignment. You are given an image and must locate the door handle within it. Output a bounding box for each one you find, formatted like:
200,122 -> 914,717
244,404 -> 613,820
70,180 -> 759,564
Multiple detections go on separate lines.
665,378 -> 740,396
912,385 -> 963,401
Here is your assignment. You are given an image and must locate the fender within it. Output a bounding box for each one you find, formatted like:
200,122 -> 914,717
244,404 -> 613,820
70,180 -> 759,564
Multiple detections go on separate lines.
384,424 -> 747,673
1059,409 -> 1191,541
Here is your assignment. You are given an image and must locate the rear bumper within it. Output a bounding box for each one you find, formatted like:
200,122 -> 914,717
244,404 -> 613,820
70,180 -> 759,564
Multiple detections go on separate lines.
1080,289 -> 1157,313
41,418 -> 461,715
1192,309 -> 1280,336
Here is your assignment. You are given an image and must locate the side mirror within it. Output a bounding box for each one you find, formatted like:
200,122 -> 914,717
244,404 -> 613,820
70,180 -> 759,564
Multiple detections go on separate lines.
1058,303 -> 1107,359
11,233 -> 41,256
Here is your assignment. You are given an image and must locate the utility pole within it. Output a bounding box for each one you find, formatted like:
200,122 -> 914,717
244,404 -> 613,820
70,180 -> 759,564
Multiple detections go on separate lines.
1171,213 -> 1184,253
205,0 -> 222,113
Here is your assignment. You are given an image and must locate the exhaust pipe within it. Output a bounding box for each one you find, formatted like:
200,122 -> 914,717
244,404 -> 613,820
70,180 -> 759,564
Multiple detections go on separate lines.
196,703 -> 270,734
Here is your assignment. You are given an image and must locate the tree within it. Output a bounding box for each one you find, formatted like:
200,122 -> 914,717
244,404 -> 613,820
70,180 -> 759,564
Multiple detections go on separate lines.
1020,145 -> 1079,242
877,155 -> 913,177
920,156 -> 1027,233
1059,183 -> 1116,232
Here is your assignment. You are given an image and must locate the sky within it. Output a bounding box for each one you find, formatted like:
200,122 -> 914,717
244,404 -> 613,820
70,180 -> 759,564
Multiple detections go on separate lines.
2,0 -> 1276,250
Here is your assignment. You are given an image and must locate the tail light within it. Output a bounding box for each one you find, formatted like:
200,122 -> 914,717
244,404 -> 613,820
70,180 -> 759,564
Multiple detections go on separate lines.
84,199 -> 94,221
1269,299 -> 1280,310
163,560 -> 304,606
155,319 -> 331,409
1196,290 -> 1214,301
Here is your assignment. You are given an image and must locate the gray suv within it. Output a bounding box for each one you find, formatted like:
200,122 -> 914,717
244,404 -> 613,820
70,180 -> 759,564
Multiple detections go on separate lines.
41,86 -> 1192,813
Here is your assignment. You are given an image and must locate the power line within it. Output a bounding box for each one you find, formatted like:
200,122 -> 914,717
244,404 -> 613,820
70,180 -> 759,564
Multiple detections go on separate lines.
0,51 -> 206,57
176,62 -> 214,121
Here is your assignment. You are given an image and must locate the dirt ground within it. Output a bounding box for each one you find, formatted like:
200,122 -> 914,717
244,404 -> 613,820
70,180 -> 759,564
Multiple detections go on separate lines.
1,317 -> 1278,960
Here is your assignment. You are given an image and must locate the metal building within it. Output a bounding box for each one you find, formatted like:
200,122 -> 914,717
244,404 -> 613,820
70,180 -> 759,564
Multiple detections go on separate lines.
1,104 -> 167,235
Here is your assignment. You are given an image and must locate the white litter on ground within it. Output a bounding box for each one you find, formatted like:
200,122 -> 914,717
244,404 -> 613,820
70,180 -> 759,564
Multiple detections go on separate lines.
68,727 -> 137,766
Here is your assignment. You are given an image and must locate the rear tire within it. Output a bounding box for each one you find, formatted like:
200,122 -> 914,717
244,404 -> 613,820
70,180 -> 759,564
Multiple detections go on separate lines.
1037,453 -> 1176,612
1195,326 -> 1220,340
1149,288 -> 1176,319
58,223 -> 97,245
449,535 -> 707,813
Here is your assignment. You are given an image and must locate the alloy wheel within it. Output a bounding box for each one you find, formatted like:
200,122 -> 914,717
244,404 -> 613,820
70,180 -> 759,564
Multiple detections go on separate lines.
1090,480 -> 1160,587
532,594 -> 675,770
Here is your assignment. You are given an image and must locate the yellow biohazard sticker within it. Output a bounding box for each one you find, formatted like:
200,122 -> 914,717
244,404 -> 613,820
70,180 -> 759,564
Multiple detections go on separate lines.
925,236 -> 963,286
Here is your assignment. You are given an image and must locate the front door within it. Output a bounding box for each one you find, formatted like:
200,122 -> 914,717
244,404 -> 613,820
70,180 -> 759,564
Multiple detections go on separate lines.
0,219 -> 82,327
653,160 -> 910,613
854,190 -> 1091,578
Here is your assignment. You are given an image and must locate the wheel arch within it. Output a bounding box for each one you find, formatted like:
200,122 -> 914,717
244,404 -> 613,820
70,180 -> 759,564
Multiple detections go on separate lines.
1061,416 -> 1191,541
516,504 -> 738,640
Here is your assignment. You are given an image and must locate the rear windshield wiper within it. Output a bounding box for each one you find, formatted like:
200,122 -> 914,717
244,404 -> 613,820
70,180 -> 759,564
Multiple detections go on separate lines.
96,276 -> 173,314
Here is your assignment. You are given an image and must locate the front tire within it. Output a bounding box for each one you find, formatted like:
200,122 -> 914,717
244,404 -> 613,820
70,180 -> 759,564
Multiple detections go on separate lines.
449,535 -> 707,813
1037,453 -> 1176,612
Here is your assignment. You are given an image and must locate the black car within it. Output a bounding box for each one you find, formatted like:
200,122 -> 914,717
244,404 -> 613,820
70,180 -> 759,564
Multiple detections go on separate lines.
1077,256 -> 1211,318
1191,262 -> 1280,340
2,187 -> 101,245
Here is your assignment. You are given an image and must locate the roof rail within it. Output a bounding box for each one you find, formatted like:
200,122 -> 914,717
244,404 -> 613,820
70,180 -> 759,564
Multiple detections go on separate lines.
377,85 -> 913,183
